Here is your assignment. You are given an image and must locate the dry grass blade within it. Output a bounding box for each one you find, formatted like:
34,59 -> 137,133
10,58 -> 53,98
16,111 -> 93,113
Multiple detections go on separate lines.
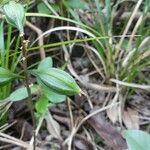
26,21 -> 45,59
110,79 -> 150,90
107,78 -> 120,123
30,112 -> 45,145
0,132 -> 37,149
45,110 -> 62,141
77,43 -> 105,79
32,26 -> 99,45
63,102 -> 119,149
62,42 -> 116,92
123,108 -> 139,129
127,14 -> 143,49
31,25 -> 106,70
118,0 -> 143,48
0,102 -> 12,121
0,121 -> 17,132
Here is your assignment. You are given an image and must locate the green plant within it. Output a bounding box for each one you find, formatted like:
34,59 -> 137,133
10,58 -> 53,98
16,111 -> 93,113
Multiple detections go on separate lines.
123,129 -> 150,150
3,56 -> 80,109
67,0 -> 150,80
0,1 -> 81,148
0,0 -> 81,108
34,0 -> 150,84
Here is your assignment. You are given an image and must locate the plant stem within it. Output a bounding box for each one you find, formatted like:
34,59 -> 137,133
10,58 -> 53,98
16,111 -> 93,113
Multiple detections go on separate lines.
20,33 -> 36,150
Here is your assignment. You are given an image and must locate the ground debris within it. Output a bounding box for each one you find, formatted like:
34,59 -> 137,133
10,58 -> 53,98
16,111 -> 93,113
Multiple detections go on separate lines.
87,110 -> 127,150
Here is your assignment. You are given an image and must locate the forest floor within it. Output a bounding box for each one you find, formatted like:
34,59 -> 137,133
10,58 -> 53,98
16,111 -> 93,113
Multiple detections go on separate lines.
0,1 -> 150,150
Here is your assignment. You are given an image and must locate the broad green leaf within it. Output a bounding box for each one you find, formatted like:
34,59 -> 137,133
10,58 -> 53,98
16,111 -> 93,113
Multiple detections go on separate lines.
9,85 -> 39,101
64,0 -> 89,9
35,95 -> 49,113
42,85 -> 66,103
0,67 -> 19,85
37,78 -> 66,103
37,2 -> 50,15
0,21 -> 4,53
3,1 -> 25,32
31,68 -> 81,96
38,57 -> 53,70
37,2 -> 59,14
123,129 -> 150,150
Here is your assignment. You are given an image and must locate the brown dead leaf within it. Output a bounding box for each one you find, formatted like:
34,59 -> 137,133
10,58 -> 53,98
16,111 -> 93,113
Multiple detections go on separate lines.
73,135 -> 94,150
123,107 -> 139,129
15,119 -> 34,141
53,115 -> 71,128
45,111 -> 62,140
107,105 -> 120,124
87,109 -> 127,150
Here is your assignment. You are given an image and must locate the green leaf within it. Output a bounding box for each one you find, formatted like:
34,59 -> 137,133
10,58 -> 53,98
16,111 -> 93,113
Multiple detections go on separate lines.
35,95 -> 49,113
37,2 -> 59,14
3,1 -> 25,32
64,0 -> 89,9
38,57 -> 53,70
42,85 -> 66,103
0,21 -> 5,53
0,67 -> 19,85
31,68 -> 81,96
123,129 -> 150,150
9,85 -> 39,101
37,2 -> 50,15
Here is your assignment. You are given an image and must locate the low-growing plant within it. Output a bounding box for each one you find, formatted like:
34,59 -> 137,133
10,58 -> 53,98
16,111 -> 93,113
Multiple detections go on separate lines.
35,0 -> 150,86
0,1 -> 81,148
63,0 -> 150,81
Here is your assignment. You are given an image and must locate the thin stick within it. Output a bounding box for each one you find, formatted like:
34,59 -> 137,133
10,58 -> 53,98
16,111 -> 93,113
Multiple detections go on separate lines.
20,33 -> 36,150
26,21 -> 45,59
30,112 -> 45,145
67,98 -> 74,129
